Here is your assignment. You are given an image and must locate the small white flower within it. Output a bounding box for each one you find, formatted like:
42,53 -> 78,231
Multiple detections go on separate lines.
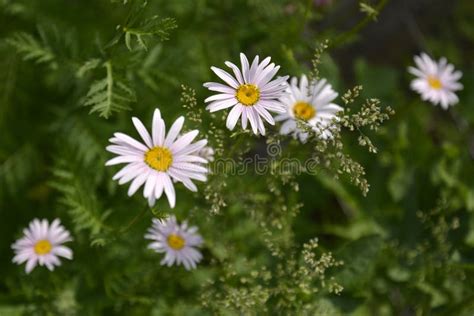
145,215 -> 203,270
106,108 -> 209,208
12,218 -> 73,274
276,75 -> 342,142
408,53 -> 463,109
198,146 -> 215,162
204,53 -> 289,135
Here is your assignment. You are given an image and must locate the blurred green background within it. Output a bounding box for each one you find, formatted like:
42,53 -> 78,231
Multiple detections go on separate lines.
1,0 -> 474,315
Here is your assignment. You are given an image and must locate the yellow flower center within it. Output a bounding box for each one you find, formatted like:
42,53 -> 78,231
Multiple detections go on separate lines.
167,234 -> 185,250
293,102 -> 316,121
427,76 -> 442,90
144,147 -> 173,171
236,84 -> 260,106
34,240 -> 52,255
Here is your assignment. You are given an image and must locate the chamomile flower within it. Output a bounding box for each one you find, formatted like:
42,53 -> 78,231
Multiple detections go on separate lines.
408,53 -> 463,109
204,53 -> 289,135
145,216 -> 203,270
106,108 -> 209,208
12,218 -> 73,274
276,75 -> 342,142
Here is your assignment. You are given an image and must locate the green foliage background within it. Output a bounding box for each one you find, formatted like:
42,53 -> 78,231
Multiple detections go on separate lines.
1,0 -> 474,315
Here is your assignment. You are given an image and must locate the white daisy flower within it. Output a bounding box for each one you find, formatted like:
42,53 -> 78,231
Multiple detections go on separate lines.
408,53 -> 463,109
204,53 -> 289,135
106,108 -> 209,208
276,75 -> 342,142
145,215 -> 203,270
12,218 -> 73,274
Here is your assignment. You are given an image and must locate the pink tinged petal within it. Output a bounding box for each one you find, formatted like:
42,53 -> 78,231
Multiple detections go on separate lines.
25,257 -> 38,274
132,117 -> 153,148
144,172 -> 158,198
182,178 -> 198,192
248,55 -> 259,82
53,230 -> 72,244
254,104 -> 275,125
255,56 -> 272,75
253,63 -> 275,85
173,162 -> 208,174
204,93 -> 235,103
170,130 -> 199,153
247,108 -> 259,135
105,155 -> 143,166
40,219 -> 48,239
261,76 -> 289,94
174,139 -> 207,156
408,66 -> 425,77
31,219 -> 42,239
53,246 -> 73,260
106,145 -> 142,156
183,258 -> 192,270
414,55 -> 427,73
173,155 -> 208,164
240,53 -> 251,83
162,174 -> 176,208
275,113 -> 290,122
226,104 -> 243,130
187,247 -> 203,261
299,75 -> 309,97
113,133 -> 148,152
148,195 -> 156,207
259,100 -> 286,113
164,116 -> 184,147
44,256 -> 57,271
152,109 -> 165,147
211,67 -> 239,88
241,107 -> 248,129
224,61 -> 244,85
206,98 -> 238,112
154,174 -> 165,199
258,65 -> 281,87
169,167 -> 207,182
127,170 -> 150,196
203,82 -> 236,94
13,250 -> 33,264
311,79 -> 328,96
113,162 -> 143,181
280,119 -> 297,135
257,115 -> 266,135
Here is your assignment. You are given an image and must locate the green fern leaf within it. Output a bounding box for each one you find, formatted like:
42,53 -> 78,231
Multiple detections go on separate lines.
50,157 -> 111,235
6,32 -> 57,67
83,61 -> 136,118
122,16 -> 177,51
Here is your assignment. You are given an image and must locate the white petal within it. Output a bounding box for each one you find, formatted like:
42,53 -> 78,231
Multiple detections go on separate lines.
132,117 -> 153,148
170,130 -> 199,153
211,67 -> 239,88
162,174 -> 176,208
226,104 -> 243,130
127,171 -> 150,196
203,82 -> 236,94
53,246 -> 73,260
105,155 -> 142,166
240,53 -> 250,83
164,116 -> 184,147
152,109 -> 165,147
113,133 -> 148,152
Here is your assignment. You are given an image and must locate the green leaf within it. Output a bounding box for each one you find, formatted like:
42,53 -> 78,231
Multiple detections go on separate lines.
334,235 -> 383,292
83,61 -> 136,118
122,16 -> 177,51
6,32 -> 56,67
